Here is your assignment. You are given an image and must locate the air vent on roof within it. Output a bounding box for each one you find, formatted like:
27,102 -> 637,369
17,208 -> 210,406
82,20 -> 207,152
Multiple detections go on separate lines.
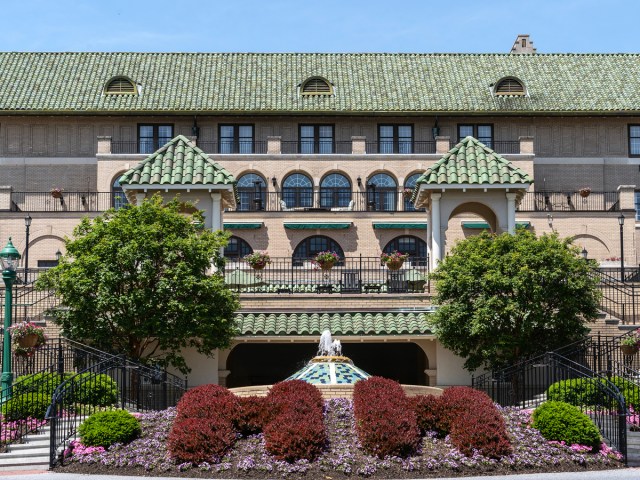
301,77 -> 332,95
104,77 -> 137,95
494,78 -> 525,96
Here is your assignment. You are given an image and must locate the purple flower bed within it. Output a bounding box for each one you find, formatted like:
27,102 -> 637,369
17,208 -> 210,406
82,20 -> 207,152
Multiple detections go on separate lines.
1,416 -> 47,447
60,399 -> 624,478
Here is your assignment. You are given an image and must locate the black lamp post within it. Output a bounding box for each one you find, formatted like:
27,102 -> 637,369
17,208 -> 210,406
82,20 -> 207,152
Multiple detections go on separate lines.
55,249 -> 62,264
618,214 -> 625,282
24,214 -> 31,284
1,238 -> 21,401
581,247 -> 588,260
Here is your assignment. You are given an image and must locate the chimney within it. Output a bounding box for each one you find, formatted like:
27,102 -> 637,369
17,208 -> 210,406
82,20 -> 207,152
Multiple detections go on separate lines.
510,34 -> 537,54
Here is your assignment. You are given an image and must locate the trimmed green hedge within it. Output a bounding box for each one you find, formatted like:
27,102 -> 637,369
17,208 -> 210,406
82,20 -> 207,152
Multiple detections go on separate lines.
1,393 -> 50,421
79,410 -> 141,448
546,376 -> 638,408
532,401 -> 601,451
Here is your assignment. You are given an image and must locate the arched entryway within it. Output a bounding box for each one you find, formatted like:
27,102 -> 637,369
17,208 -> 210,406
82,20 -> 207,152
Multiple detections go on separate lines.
225,342 -> 428,388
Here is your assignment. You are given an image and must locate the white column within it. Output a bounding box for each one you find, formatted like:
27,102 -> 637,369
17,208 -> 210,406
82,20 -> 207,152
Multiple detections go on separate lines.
211,192 -> 222,231
426,208 -> 432,261
431,193 -> 442,270
135,192 -> 145,206
506,193 -> 517,234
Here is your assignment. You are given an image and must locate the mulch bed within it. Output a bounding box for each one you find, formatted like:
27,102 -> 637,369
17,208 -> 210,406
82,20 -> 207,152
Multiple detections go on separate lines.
55,400 -> 625,479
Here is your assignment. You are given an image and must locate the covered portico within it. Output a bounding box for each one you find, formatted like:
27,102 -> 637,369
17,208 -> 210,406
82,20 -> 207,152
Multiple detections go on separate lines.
413,137 -> 533,270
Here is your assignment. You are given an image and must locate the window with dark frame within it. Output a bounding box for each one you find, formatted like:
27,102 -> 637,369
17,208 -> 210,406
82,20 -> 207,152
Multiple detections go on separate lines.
224,236 -> 253,261
219,125 -> 254,154
138,124 -> 173,154
293,235 -> 345,261
458,124 -> 493,148
282,173 -> 313,208
629,125 -> 640,157
299,125 -> 334,154
383,235 -> 428,259
236,173 -> 266,211
320,173 -> 351,208
378,125 -> 413,153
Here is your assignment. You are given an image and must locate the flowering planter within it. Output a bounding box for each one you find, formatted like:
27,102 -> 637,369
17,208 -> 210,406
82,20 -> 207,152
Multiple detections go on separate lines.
318,261 -> 335,271
250,262 -> 267,270
579,189 -> 591,198
386,260 -> 405,271
621,345 -> 639,356
17,333 -> 39,349
51,190 -> 63,199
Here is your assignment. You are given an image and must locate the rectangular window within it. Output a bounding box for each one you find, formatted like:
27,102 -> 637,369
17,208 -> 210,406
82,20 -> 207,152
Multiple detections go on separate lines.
378,125 -> 413,153
629,125 -> 640,157
138,124 -> 173,154
635,191 -> 640,221
38,260 -> 59,268
219,125 -> 254,154
458,124 -> 493,148
299,125 -> 334,154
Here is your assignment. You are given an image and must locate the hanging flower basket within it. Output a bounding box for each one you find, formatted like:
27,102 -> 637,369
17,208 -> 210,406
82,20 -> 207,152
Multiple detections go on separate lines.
318,259 -> 336,271
9,321 -> 47,358
621,344 -> 639,356
17,333 -> 39,348
313,251 -> 340,271
579,187 -> 591,198
403,188 -> 413,200
50,187 -> 64,199
243,251 -> 271,270
386,259 -> 405,271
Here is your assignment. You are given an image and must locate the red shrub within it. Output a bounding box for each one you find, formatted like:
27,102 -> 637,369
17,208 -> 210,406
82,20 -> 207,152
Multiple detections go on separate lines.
437,386 -> 495,433
449,407 -> 512,458
168,417 -> 237,464
353,376 -> 420,458
263,413 -> 327,462
234,395 -> 270,436
268,380 -> 324,417
409,394 -> 445,435
176,384 -> 239,422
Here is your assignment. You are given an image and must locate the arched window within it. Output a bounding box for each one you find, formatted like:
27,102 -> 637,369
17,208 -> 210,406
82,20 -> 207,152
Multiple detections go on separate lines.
225,236 -> 253,261
367,173 -> 397,211
320,173 -> 351,208
282,173 -> 313,209
237,173 -> 266,211
494,77 -> 525,96
104,76 -> 137,95
112,176 -> 128,210
293,236 -> 345,261
301,77 -> 332,95
384,236 -> 428,263
403,173 -> 422,212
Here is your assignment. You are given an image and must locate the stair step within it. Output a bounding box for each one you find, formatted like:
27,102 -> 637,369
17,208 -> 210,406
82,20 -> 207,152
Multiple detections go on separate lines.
0,448 -> 49,459
0,456 -> 49,467
9,440 -> 49,451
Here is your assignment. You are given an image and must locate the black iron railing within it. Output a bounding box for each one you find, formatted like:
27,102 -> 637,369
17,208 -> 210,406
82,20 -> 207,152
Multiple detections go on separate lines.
517,191 -> 619,212
472,349 -> 629,463
0,268 -> 61,325
224,256 -> 429,294
8,192 -> 128,212
365,141 -> 437,154
591,269 -> 640,325
197,141 -> 268,154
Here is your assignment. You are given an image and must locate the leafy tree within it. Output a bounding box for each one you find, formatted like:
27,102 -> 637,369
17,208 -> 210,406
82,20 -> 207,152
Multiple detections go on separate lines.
37,195 -> 239,373
428,230 -> 600,372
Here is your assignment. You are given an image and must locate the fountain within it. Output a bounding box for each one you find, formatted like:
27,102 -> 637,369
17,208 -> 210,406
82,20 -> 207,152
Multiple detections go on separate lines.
286,330 -> 370,385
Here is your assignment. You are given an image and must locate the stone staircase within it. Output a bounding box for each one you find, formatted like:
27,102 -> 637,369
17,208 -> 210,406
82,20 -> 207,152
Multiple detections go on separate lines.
0,426 -> 50,472
629,428 -> 640,467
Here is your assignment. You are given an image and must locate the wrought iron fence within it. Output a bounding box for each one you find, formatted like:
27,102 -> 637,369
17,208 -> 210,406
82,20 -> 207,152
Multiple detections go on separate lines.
365,141 -> 437,154
8,192 -> 128,212
591,269 -> 640,325
516,191 -> 619,212
197,141 -> 268,154
472,349 -> 629,463
224,256 -> 429,294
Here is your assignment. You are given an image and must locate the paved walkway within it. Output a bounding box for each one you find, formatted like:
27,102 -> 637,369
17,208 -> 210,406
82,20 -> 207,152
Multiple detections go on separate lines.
0,468 -> 639,480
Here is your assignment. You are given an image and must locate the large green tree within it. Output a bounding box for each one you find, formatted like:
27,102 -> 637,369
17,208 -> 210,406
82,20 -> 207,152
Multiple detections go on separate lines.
37,195 -> 240,373
429,230 -> 600,372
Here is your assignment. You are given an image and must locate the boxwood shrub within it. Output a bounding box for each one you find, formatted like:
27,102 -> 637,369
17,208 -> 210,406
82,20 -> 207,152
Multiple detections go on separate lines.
532,401 -> 601,451
547,376 -> 637,409
72,373 -> 119,407
1,393 -> 50,421
13,372 -> 72,397
79,410 -> 141,448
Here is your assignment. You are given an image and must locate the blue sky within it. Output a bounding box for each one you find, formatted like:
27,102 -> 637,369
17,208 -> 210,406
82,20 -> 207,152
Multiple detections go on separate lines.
1,0 -> 638,53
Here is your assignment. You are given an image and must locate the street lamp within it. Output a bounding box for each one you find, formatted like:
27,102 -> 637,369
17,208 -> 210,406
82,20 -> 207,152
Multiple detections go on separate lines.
618,214 -> 625,282
24,215 -> 31,284
55,249 -> 62,263
581,248 -> 588,260
0,237 -> 21,401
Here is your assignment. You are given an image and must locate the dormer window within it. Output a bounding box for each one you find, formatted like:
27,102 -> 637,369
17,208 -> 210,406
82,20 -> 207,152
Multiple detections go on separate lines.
494,77 -> 525,96
104,76 -> 137,95
301,77 -> 333,96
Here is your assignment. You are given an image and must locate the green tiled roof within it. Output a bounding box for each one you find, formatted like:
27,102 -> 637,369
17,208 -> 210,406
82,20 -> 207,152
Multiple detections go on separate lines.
119,135 -> 236,187
415,136 -> 532,188
1,53 -> 640,113
235,311 -> 432,336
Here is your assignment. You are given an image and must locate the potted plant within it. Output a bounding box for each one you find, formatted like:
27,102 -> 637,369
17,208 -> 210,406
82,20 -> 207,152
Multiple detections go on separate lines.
50,187 -> 64,199
9,321 -> 47,357
579,187 -> 591,198
621,329 -> 640,356
403,188 -> 413,200
313,251 -> 340,271
243,251 -> 271,270
380,250 -> 409,270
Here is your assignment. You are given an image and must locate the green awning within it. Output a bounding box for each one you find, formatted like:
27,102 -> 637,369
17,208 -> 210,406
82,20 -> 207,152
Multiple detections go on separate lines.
373,223 -> 428,230
462,221 -> 530,229
224,223 -> 262,229
235,311 -> 433,336
284,223 -> 351,230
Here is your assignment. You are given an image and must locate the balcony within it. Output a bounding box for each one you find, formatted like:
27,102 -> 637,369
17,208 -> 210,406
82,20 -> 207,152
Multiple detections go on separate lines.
224,256 -> 429,294
4,192 -> 127,212
516,191 -> 619,212
103,136 -> 531,156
